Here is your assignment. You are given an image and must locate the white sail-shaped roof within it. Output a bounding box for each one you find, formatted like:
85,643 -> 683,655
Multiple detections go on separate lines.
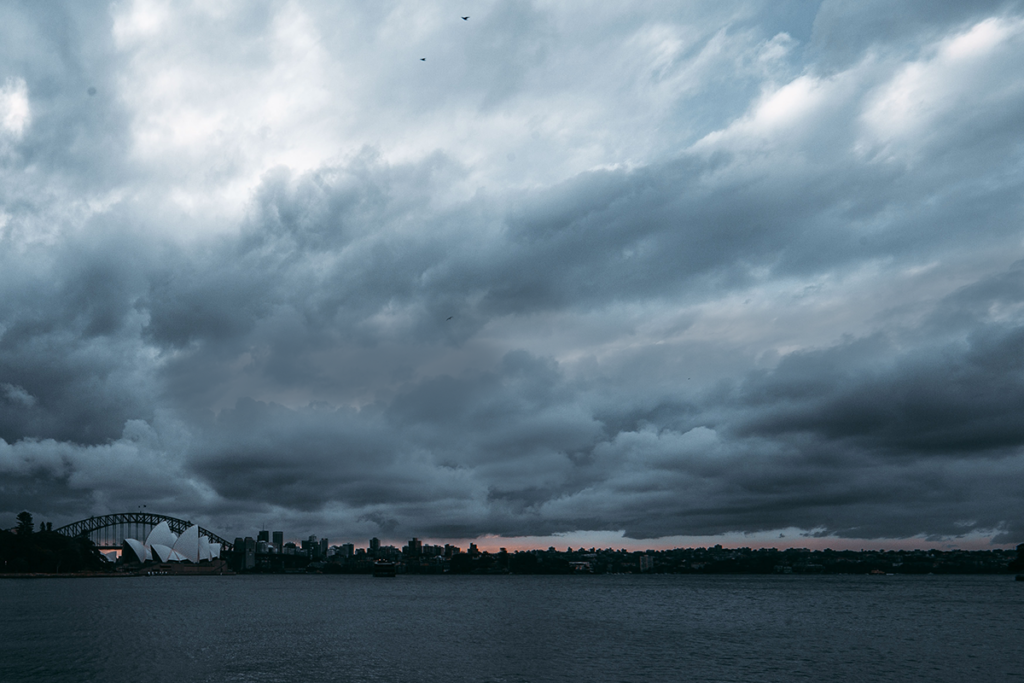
124,537 -> 150,563
102,551 -> 118,563
198,535 -> 213,562
151,543 -> 173,562
121,524 -> 220,565
172,524 -> 201,563
145,521 -> 178,549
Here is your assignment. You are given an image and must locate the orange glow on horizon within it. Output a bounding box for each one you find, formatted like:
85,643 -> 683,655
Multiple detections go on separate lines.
348,530 -> 1017,554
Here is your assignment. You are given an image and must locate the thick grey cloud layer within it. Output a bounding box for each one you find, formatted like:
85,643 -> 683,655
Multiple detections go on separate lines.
2,1 -> 1023,546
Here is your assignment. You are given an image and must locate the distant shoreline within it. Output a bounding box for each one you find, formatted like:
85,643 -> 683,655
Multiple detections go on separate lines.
0,569 -> 233,578
0,572 -> 133,579
2,571 -> 1021,579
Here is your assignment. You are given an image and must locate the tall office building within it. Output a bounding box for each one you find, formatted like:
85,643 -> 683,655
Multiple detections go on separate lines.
243,537 -> 256,570
407,538 -> 422,557
272,531 -> 283,553
257,530 -> 269,543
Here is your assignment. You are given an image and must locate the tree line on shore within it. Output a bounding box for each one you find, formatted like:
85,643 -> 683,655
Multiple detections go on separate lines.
0,512 -> 107,574
441,544 -> 1024,575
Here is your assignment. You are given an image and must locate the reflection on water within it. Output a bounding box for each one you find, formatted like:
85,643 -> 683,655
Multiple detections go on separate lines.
2,574 -> 1022,683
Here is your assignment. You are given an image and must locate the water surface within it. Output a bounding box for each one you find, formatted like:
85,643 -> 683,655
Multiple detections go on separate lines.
2,574 -> 1021,682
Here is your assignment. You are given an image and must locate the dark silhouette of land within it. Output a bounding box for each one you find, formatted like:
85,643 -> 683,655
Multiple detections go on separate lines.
228,534 -> 1024,576
5,511 -> 1023,577
0,513 -> 106,574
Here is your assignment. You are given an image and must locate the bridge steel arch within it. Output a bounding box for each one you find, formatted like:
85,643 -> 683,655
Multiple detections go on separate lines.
53,512 -> 234,552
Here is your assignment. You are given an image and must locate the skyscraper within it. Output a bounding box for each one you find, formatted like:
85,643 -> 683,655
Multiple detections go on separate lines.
272,531 -> 283,553
243,537 -> 256,570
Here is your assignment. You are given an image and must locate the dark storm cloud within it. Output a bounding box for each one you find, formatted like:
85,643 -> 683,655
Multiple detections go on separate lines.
198,119 -> 1024,341
194,399 -> 409,510
2,1 -> 1024,546
732,263 -> 1024,448
604,267 -> 1024,540
0,227 -> 157,445
147,277 -> 1024,543
174,263 -> 1024,541
736,326 -> 1024,454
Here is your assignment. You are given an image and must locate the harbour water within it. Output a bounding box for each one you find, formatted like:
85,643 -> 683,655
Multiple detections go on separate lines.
2,574 -> 1021,682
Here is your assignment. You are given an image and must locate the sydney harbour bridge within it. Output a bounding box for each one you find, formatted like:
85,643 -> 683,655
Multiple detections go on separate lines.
53,512 -> 234,552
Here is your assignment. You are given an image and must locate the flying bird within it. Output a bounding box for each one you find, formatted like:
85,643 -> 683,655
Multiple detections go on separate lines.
420,57 -> 426,61
446,316 -> 453,320
462,16 -> 469,20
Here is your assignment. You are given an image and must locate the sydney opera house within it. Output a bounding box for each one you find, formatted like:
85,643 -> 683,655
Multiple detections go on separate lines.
121,521 -> 221,564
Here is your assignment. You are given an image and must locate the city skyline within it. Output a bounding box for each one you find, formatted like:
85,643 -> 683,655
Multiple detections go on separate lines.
2,2 -> 1024,552
17,509 -> 1018,555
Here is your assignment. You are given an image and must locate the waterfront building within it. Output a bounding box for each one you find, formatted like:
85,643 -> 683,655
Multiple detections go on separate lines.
302,536 -> 321,559
121,521 -> 222,564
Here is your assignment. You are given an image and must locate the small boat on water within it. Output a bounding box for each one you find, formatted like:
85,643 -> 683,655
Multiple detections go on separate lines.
373,559 -> 396,577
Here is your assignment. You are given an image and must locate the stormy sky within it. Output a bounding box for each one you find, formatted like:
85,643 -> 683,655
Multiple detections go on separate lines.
2,1 -> 1023,549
